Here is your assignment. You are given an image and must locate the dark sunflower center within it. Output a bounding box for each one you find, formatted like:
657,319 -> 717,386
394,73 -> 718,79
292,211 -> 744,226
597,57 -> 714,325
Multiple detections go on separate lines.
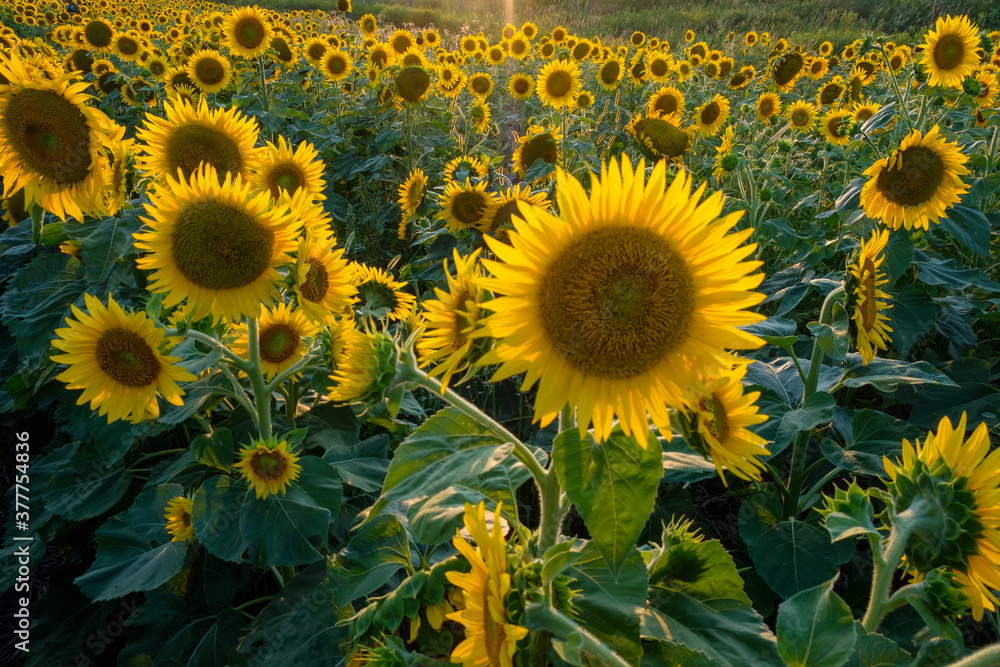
773,53 -> 803,86
650,58 -> 669,77
705,62 -> 719,77
260,323 -> 299,363
251,450 -> 288,479
933,34 -> 965,70
730,73 -> 746,87
601,61 -> 621,84
362,18 -> 375,31
700,102 -> 720,125
6,88 -> 93,185
269,163 -> 304,197
654,93 -> 679,115
393,36 -> 411,53
84,20 -> 112,47
634,118 -> 688,157
396,67 -> 431,102
820,83 -> 843,105
876,146 -> 946,207
118,37 -> 138,55
272,38 -> 293,61
472,106 -> 484,120
172,200 -> 275,290
4,188 -> 28,224
545,71 -> 572,98
513,77 -> 531,94
520,133 -> 558,172
827,117 -> 845,138
574,43 -> 589,60
859,258 -> 877,331
452,191 -> 488,225
489,200 -> 521,233
811,61 -> 824,74
95,327 -> 161,387
471,76 -> 490,95
235,17 -> 265,49
855,108 -> 875,122
699,394 -> 731,443
791,109 -> 810,126
300,260 -> 329,302
195,57 -> 226,85
538,226 -> 694,379
759,98 -> 774,116
307,43 -> 326,61
512,40 -> 526,55
165,124 -> 244,181
403,53 -> 421,66
327,55 -> 347,75
149,60 -> 166,76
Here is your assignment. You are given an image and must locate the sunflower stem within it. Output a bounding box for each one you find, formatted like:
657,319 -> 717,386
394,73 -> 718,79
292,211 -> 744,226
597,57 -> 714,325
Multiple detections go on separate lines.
29,202 -> 43,246
263,356 -> 320,394
878,44 -> 914,132
246,317 -> 272,439
526,603 -> 631,667
936,92 -> 965,128
862,505 -> 920,633
797,466 -> 843,514
217,362 -> 258,427
947,644 -> 1000,667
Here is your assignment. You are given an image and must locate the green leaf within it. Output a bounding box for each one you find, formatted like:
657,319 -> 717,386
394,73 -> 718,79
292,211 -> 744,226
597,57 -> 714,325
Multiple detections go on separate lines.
909,357 -> 1000,429
407,485 -> 497,546
938,206 -> 991,257
63,210 -> 142,284
648,536 -> 751,606
642,640 -> 724,667
661,435 -> 718,483
807,301 -> 851,361
74,484 -> 189,601
842,355 -> 957,392
845,627 -> 910,667
777,576 -> 857,667
823,408 -> 919,476
327,513 -> 412,606
191,474 -> 249,563
565,541 -> 646,666
907,638 -> 969,666
739,492 -> 853,598
773,391 -> 837,454
41,442 -> 132,520
553,427 -> 663,574
192,427 -> 236,472
912,251 -> 1000,291
323,434 -> 390,493
885,284 -> 936,358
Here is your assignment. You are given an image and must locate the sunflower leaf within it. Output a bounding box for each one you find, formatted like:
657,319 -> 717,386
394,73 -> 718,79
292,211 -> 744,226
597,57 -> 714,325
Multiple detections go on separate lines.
776,576 -> 857,667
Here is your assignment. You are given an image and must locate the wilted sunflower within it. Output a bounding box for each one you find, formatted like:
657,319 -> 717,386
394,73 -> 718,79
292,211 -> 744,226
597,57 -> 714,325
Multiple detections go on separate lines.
439,178 -> 498,233
685,361 -> 769,484
443,155 -> 488,183
536,58 -> 580,109
446,501 -> 528,667
353,264 -> 416,322
883,413 -> 1000,620
860,125 -> 970,230
820,109 -> 853,146
919,14 -> 981,89
787,100 -> 818,131
479,157 -> 764,443
186,49 -> 231,94
398,167 -> 426,213
848,229 -> 892,364
321,49 -> 352,82
647,85 -> 686,117
484,184 -> 549,244
234,438 -> 302,500
231,300 -> 318,380
0,54 -> 119,221
512,125 -> 560,182
294,228 -> 356,325
626,112 -> 690,163
395,65 -> 432,106
164,496 -> 195,542
51,293 -> 195,424
508,72 -> 534,100
136,98 -> 258,186
223,6 -> 273,59
135,165 -> 301,323
694,94 -> 730,136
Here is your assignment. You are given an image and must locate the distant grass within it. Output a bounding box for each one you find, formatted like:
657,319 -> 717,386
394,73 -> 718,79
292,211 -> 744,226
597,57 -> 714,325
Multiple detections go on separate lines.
254,0 -> 1000,46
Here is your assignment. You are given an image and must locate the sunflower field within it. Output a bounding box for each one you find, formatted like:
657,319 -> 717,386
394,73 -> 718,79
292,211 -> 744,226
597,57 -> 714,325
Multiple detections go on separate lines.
2,0 -> 1000,664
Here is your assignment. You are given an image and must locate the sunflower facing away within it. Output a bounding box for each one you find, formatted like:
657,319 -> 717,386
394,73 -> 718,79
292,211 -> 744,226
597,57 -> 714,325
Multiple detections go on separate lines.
446,501 -> 528,667
51,293 -> 196,424
0,54 -> 120,221
859,125 -> 970,231
234,437 -> 302,500
919,15 -> 981,89
135,165 -> 302,323
479,156 -> 765,443
848,229 -> 893,365
231,300 -> 319,381
883,413 -> 1000,621
164,496 -> 195,542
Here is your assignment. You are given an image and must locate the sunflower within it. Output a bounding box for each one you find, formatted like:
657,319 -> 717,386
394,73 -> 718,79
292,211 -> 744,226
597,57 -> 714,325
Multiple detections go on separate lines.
684,361 -> 769,484
353,264 -> 416,322
439,178 -> 498,234
104,136 -> 135,216
972,69 -> 999,107
293,228 -> 356,325
694,94 -> 730,137
135,165 -> 301,323
860,125 -> 970,231
626,112 -> 690,163
398,46 -> 429,69
819,41 -> 833,57
675,59 -> 693,82
164,496 -> 195,542
146,55 -> 170,81
512,125 -> 560,182
712,125 -> 736,180
521,22 -> 538,40
848,229 -> 892,365
808,56 -> 829,79
820,109 -> 853,146
395,66 -> 432,106
484,184 -> 549,244
252,136 -> 325,204
508,35 -> 530,60
645,52 -> 673,82
851,101 -> 881,125
186,49 -> 231,93
357,13 -> 377,36
647,85 -> 685,117
83,18 -> 113,49
398,167 -> 426,213
112,31 -> 142,61
223,6 -> 273,59
770,51 -> 805,91
508,73 -> 534,100
919,15 -> 981,89
536,58 -> 580,109
136,98 -> 258,186
443,155 -> 488,183
320,49 -> 352,82
51,294 -> 195,424
168,83 -> 199,108
446,501 -> 528,667
745,31 -> 758,47
234,437 -> 302,500
551,26 -> 567,43
388,29 -> 415,56
231,300 -> 318,380
470,100 -> 492,133
328,327 -> 398,407
817,76 -> 846,106
882,413 -> 1000,621
596,57 -> 623,91
303,37 -> 329,65
437,63 -> 466,97
468,71 -> 494,98
787,100 -> 818,132
479,157 -> 764,443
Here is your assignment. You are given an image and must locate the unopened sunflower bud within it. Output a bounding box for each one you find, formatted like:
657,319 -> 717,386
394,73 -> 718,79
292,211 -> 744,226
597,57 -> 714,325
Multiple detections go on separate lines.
721,154 -> 739,172
962,76 -> 982,96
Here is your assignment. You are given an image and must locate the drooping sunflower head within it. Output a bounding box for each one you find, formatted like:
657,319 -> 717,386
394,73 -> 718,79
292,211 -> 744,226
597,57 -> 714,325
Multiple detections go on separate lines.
770,51 -> 805,91
223,6 -> 273,59
536,58 -> 580,109
860,124 -> 970,230
847,229 -> 893,364
136,97 -> 259,187
883,413 -> 1000,620
479,156 -> 765,443
626,112 -> 690,162
51,293 -> 196,424
186,49 -> 231,93
234,437 -> 302,500
439,178 -> 499,234
164,496 -> 195,542
512,125 -> 560,182
135,165 -> 302,323
694,94 -> 731,136
398,167 -> 427,213
919,14 -> 982,89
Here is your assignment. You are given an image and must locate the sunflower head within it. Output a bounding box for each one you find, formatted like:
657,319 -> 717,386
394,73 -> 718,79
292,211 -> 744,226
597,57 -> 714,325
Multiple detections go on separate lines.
536,58 -> 580,109
439,178 -> 498,233
512,125 -> 560,182
395,65 -> 432,105
329,328 -> 399,411
848,229 -> 893,364
223,6 -> 273,58
234,437 -> 302,500
627,113 -> 690,162
920,14 -> 982,89
164,496 -> 195,541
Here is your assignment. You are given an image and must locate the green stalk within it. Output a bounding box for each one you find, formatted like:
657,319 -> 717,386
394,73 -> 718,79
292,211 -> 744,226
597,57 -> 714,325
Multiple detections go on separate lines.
862,505 -> 920,633
217,362 -> 257,427
936,92 -> 965,128
29,202 -> 43,246
797,467 -> 843,513
246,317 -> 272,439
949,644 -> 1000,667
527,604 -> 631,667
878,44 -> 913,132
